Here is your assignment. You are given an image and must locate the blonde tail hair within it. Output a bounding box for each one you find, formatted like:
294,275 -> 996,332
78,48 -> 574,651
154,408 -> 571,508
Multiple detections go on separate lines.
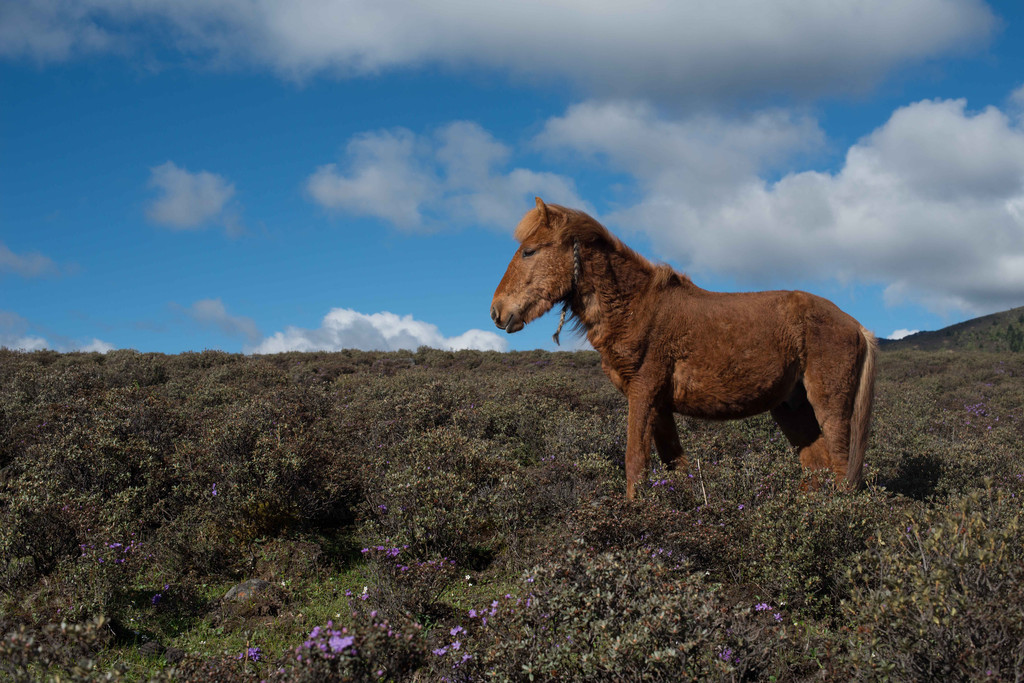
846,328 -> 878,487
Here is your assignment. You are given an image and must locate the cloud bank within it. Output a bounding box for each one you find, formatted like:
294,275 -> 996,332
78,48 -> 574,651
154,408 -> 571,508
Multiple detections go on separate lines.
538,96 -> 1024,316
307,121 -> 585,230
249,308 -> 507,354
2,1 -> 994,101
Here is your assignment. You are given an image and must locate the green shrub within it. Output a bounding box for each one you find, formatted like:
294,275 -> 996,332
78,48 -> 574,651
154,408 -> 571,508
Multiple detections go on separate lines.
842,486 -> 1024,679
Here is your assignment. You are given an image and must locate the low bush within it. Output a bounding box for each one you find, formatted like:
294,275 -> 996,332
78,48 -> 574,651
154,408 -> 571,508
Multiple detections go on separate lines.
2,347 -> 1024,680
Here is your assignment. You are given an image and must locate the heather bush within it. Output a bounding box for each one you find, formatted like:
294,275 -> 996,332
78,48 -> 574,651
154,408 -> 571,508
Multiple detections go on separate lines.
0,616 -> 117,682
431,542 -> 801,681
841,486 -> 1024,679
278,611 -> 425,682
2,347 -> 1024,680
363,426 -> 529,567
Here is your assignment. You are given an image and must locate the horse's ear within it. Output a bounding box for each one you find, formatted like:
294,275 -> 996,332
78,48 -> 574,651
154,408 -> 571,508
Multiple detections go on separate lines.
535,197 -> 550,227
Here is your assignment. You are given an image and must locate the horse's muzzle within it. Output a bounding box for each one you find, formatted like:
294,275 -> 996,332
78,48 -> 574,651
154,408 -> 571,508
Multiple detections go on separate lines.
490,305 -> 524,333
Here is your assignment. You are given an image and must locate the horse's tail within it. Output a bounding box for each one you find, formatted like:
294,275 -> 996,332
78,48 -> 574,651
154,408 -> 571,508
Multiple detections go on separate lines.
846,327 -> 878,487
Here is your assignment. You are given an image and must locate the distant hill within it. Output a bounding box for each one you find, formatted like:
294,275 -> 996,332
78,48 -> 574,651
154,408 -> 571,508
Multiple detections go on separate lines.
881,305 -> 1024,352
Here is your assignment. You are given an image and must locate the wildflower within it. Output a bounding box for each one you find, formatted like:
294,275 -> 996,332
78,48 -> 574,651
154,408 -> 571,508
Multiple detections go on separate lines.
212,483 -> 218,496
433,647 -> 448,656
451,640 -> 461,650
755,602 -> 770,611
329,635 -> 354,652
468,609 -> 477,618
237,646 -> 262,661
774,613 -> 782,622
450,626 -> 463,636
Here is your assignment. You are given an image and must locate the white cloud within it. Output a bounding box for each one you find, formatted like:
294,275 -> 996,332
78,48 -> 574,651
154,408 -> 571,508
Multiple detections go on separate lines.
537,100 -> 824,204
888,329 -> 920,340
182,298 -> 261,343
307,130 -> 436,228
79,338 -> 115,353
0,241 -> 60,277
249,308 -> 507,353
537,95 -> 1024,315
0,1 -> 994,102
0,310 -> 114,352
1009,84 -> 1024,122
307,121 -> 586,231
0,1 -> 116,62
146,161 -> 238,231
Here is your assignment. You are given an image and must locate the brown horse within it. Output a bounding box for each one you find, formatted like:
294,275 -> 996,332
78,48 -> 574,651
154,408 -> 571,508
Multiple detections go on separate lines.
491,198 -> 877,499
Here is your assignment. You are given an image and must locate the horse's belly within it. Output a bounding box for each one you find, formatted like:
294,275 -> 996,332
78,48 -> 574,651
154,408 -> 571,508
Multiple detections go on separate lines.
671,358 -> 797,420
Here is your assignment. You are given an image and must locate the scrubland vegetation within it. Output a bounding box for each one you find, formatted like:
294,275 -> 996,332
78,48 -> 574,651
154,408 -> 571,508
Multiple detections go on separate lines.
1,346 -> 1023,680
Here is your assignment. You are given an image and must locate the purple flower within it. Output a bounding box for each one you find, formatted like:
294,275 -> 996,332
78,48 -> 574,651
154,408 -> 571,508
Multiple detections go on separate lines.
450,626 -> 463,636
329,635 -> 354,652
468,609 -> 477,618
212,483 -> 218,496
774,613 -> 782,622
433,647 -> 448,656
755,602 -> 770,611
237,646 -> 262,661
451,640 -> 461,650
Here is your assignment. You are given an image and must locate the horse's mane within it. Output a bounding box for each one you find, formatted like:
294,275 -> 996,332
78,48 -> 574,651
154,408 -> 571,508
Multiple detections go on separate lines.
514,204 -> 690,291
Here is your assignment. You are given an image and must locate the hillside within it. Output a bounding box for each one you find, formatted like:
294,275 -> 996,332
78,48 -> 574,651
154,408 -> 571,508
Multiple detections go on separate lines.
2,347 -> 1024,680
882,305 -> 1024,352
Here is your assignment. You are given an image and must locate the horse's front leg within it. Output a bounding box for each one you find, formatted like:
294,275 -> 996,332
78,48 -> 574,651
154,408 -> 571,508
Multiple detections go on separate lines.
625,383 -> 659,500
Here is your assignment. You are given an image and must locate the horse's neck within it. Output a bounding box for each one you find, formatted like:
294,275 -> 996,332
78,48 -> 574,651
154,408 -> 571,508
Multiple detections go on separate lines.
572,248 -> 655,354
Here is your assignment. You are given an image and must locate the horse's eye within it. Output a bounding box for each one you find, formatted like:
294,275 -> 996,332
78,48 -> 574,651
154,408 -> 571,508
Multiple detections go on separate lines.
522,247 -> 538,258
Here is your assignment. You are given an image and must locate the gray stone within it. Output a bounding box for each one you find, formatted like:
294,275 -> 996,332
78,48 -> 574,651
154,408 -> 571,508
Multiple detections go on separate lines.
223,578 -> 273,602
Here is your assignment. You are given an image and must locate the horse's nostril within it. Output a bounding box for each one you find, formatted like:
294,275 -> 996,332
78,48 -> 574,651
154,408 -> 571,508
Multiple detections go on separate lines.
490,306 -> 498,322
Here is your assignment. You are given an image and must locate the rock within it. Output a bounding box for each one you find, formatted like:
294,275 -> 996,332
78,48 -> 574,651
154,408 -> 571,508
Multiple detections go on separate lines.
223,579 -> 273,602
164,647 -> 185,663
139,640 -> 165,657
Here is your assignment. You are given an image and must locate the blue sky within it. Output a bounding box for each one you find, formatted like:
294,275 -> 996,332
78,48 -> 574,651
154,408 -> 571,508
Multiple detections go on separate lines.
3,0 -> 1024,354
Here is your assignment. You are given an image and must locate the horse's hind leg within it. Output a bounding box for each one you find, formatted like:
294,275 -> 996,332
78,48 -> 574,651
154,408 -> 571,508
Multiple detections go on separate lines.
770,382 -> 833,480
653,409 -> 688,472
802,365 -> 858,484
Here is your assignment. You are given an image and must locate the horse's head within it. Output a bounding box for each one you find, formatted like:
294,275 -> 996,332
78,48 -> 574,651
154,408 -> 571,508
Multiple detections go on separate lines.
491,198 -> 579,334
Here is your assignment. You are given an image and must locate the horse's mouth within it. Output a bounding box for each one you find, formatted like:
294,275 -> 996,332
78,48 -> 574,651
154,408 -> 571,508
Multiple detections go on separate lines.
503,318 -> 524,333
491,307 -> 525,333
496,314 -> 524,334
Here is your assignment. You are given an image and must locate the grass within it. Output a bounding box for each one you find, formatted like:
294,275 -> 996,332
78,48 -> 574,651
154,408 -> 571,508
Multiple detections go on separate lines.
1,346 -> 1023,680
